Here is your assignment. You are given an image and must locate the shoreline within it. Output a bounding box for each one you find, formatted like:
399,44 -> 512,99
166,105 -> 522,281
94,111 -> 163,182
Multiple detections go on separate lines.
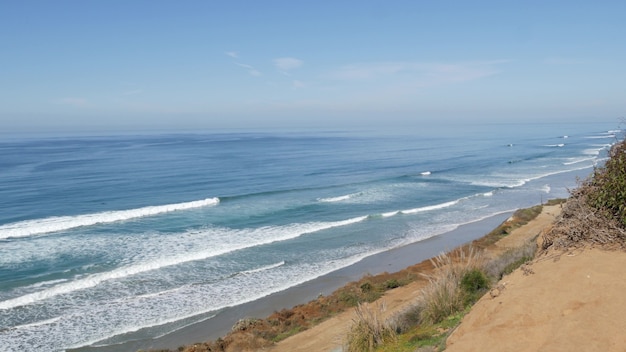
76,211 -> 514,352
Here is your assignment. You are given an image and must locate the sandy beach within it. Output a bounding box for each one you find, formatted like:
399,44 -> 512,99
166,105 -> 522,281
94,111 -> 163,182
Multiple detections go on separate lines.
159,214 -> 513,351
79,212 -> 513,352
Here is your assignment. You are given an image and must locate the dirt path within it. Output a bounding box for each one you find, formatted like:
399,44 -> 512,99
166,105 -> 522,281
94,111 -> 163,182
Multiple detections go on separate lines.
270,205 -> 562,352
446,247 -> 626,351
491,205 -> 561,255
267,280 -> 429,352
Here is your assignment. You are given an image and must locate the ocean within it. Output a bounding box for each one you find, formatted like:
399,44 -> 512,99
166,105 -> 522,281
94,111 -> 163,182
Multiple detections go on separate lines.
0,122 -> 620,351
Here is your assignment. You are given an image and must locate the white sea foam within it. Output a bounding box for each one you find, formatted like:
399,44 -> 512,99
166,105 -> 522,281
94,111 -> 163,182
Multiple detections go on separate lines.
0,252 -> 377,352
583,147 -> 605,155
563,156 -> 596,165
8,316 -> 62,330
317,194 -> 355,202
470,162 -> 595,189
0,216 -> 367,310
420,171 -> 431,176
584,135 -> 615,139
0,198 -> 220,240
382,210 -> 400,217
0,207 -> 534,352
24,278 -> 69,290
483,191 -> 494,197
524,165 -> 595,184
541,184 -> 551,194
470,178 -> 526,188
402,200 -> 459,214
241,261 -> 285,275
133,287 -> 184,300
544,143 -> 565,147
380,198 -> 464,218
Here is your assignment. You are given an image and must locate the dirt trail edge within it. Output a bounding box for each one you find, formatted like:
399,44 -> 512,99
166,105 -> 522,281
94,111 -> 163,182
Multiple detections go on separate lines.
271,205 -> 563,352
446,249 -> 626,351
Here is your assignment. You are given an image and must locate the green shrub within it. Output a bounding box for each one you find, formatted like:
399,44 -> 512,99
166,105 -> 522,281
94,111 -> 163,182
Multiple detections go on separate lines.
384,279 -> 401,289
460,269 -> 490,305
360,281 -> 373,292
511,205 -> 543,226
587,139 -> 626,228
460,269 -> 489,293
339,292 -> 359,306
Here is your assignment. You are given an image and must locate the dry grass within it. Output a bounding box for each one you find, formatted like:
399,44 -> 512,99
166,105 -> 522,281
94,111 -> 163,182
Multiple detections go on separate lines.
484,240 -> 537,279
417,247 -> 485,324
346,302 -> 397,352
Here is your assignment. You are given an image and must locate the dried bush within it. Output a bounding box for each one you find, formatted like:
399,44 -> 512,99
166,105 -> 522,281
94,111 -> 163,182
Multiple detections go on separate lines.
390,304 -> 424,333
541,136 -> 626,251
542,186 -> 626,250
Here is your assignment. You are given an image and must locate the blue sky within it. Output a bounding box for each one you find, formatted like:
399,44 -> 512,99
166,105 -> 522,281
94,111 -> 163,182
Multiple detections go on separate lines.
1,1 -> 625,133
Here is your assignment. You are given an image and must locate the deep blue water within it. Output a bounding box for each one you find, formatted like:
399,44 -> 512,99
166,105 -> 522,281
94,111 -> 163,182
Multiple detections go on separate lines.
0,122 -> 620,351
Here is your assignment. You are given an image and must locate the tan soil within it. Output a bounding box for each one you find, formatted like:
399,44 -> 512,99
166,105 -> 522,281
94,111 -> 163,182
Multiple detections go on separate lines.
270,205 -> 564,352
490,205 -> 561,255
446,247 -> 626,351
267,281 -> 429,352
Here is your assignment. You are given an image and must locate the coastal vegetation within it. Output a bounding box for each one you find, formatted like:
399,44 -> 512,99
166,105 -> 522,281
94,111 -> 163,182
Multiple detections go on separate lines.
346,243 -> 537,352
587,136 -> 626,227
348,137 -> 626,352
543,137 -> 626,250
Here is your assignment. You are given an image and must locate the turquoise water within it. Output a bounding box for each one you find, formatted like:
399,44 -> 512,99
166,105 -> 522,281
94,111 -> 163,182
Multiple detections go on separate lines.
0,122 -> 620,351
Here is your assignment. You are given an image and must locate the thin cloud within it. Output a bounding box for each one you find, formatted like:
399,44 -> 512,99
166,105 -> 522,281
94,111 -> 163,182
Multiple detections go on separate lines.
235,63 -> 261,76
292,80 -> 305,88
273,57 -> 303,71
325,60 -> 506,85
228,52 -> 262,76
236,63 -> 254,70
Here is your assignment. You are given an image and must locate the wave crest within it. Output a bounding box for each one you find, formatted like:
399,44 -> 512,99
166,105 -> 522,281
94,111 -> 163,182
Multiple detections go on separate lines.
0,198 -> 220,240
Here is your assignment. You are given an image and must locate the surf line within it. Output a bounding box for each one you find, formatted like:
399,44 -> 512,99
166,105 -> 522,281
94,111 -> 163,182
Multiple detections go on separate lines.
0,197 -> 220,239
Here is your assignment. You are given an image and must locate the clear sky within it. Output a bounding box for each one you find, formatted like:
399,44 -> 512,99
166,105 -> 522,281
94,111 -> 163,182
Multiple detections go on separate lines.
1,1 -> 625,133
